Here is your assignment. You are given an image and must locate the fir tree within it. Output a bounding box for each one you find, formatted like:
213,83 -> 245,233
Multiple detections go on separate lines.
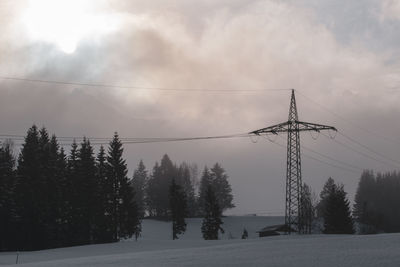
210,163 -> 234,214
106,133 -> 141,240
177,162 -> 196,218
56,146 -> 69,245
96,145 -> 113,242
70,138 -> 101,245
15,125 -> 46,250
198,166 -> 212,216
131,160 -> 148,219
169,178 -> 187,240
146,154 -> 176,218
0,141 -> 17,250
316,177 -> 335,218
322,179 -> 354,234
299,183 -> 315,234
201,185 -> 224,240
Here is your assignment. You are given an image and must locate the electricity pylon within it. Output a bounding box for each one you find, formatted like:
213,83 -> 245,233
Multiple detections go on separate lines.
250,89 -> 336,233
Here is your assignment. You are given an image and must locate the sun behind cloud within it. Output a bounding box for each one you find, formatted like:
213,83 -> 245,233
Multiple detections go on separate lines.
21,0 -> 120,54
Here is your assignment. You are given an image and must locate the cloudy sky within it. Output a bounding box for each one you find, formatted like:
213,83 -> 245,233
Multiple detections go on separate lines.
1,0 -> 400,215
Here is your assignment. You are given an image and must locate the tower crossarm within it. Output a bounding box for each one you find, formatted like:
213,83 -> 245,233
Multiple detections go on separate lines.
249,121 -> 291,135
296,121 -> 337,133
249,121 -> 336,135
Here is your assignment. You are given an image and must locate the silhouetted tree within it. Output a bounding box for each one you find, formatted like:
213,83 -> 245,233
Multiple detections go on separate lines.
15,125 -> 46,250
299,183 -> 315,234
177,162 -> 196,217
316,177 -> 335,218
106,133 -> 141,240
0,141 -> 17,251
201,185 -> 224,240
198,164 -> 234,216
169,178 -> 187,240
198,166 -> 212,216
146,154 -> 176,218
131,160 -> 148,219
322,178 -> 354,234
210,163 -> 234,213
69,138 -> 102,245
96,145 -> 113,242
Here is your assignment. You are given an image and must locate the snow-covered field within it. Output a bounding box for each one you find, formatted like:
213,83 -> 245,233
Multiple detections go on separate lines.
1,216 -> 400,266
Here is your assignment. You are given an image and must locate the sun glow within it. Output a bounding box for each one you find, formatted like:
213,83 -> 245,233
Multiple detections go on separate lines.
22,0 -> 120,54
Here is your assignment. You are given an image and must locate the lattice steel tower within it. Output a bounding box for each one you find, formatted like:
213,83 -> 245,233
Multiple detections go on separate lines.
250,89 -> 336,233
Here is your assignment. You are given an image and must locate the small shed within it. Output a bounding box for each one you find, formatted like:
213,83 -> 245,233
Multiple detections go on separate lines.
257,224 -> 296,237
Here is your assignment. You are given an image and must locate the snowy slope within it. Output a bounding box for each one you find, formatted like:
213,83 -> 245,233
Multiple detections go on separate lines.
1,217 -> 399,267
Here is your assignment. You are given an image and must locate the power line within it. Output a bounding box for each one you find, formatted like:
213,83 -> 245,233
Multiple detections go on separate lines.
301,143 -> 363,172
274,134 -> 363,172
262,136 -> 361,174
338,131 -> 400,166
321,132 -> 400,169
0,76 -> 291,93
295,90 -> 400,147
1,133 -> 250,147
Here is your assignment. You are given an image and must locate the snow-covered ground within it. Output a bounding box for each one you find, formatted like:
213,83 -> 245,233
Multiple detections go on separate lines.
1,216 -> 400,266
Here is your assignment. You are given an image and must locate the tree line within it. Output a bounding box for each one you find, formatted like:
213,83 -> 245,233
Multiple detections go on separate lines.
0,125 -> 234,251
301,169 -> 400,235
353,170 -> 400,234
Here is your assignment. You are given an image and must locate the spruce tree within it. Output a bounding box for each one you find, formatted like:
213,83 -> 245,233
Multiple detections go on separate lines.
96,145 -> 113,242
131,160 -> 148,219
169,178 -> 187,240
299,183 -> 315,234
69,138 -> 101,245
42,133 -> 63,248
0,141 -> 17,250
106,133 -> 141,240
201,185 -> 224,240
322,179 -> 354,234
210,163 -> 234,214
316,177 -> 335,218
177,163 -> 196,218
15,125 -> 45,250
146,154 -> 176,218
198,166 -> 212,216
56,146 -> 69,246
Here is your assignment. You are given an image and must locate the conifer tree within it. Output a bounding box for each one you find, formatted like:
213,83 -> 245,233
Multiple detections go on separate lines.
201,185 -> 224,240
210,163 -> 234,213
106,133 -> 141,240
15,125 -> 46,250
177,162 -> 196,217
0,141 -> 17,250
42,133 -> 63,248
131,160 -> 148,219
169,178 -> 187,240
322,179 -> 354,234
146,154 -> 176,218
96,145 -> 113,242
299,183 -> 315,234
316,177 -> 335,218
198,166 -> 212,216
69,138 -> 101,245
56,146 -> 69,245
